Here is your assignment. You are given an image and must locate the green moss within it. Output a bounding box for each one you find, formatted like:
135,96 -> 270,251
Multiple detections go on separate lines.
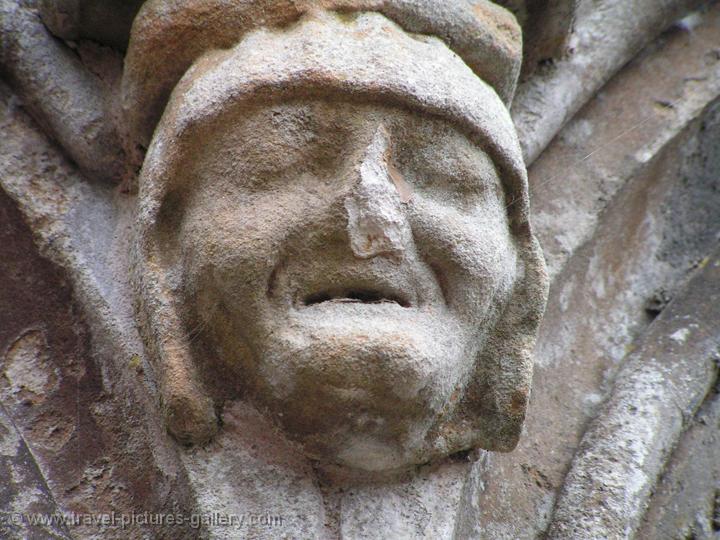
129,353 -> 143,372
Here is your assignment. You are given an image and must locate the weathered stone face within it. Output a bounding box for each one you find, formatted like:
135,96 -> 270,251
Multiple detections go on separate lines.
3,0 -> 719,535
166,100 -> 518,470
132,9 -> 547,471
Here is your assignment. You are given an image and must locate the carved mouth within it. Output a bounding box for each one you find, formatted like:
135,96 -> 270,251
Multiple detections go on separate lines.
302,288 -> 411,308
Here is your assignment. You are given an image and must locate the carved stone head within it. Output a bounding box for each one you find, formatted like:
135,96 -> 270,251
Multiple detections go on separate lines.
124,1 -> 548,472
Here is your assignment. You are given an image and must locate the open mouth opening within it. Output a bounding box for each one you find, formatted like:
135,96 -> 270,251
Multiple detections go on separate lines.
303,289 -> 411,308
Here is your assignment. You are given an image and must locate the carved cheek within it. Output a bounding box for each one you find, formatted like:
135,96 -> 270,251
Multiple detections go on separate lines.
182,181 -> 336,302
407,194 -> 517,317
181,195 -> 269,302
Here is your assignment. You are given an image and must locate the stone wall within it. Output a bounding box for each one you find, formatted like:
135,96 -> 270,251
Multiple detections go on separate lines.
1,1 -> 719,538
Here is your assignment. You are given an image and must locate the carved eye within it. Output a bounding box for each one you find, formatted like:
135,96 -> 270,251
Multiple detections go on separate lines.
393,134 -> 498,211
401,167 -> 491,213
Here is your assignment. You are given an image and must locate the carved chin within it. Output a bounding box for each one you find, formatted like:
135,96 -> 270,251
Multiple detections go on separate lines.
240,304 -> 476,471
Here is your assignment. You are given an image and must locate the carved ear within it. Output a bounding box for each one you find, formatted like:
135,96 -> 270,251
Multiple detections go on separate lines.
441,233 -> 548,452
132,196 -> 219,446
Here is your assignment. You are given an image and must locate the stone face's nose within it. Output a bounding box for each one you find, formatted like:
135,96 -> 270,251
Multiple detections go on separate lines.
344,125 -> 413,259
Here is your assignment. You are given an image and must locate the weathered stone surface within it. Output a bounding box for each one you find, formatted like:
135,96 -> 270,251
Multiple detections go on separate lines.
0,80 -> 199,539
121,0 -> 522,152
547,244 -> 720,538
0,0 -> 125,183
637,387 -> 720,540
0,402 -> 71,540
636,102 -> 720,540
489,0 -> 581,79
0,190 -> 74,540
512,0 -> 710,164
1,2 -> 549,534
450,6 -> 720,535
134,10 -> 547,469
530,4 -> 720,279
520,0 -> 580,79
39,0 -> 145,51
1,0 -> 719,537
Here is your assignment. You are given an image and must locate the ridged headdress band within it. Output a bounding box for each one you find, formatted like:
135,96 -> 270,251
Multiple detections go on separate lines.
121,0 -> 522,150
